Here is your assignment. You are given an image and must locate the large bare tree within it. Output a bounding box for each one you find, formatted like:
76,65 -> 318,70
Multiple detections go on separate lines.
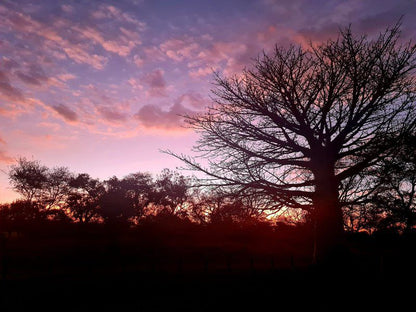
168,23 -> 416,260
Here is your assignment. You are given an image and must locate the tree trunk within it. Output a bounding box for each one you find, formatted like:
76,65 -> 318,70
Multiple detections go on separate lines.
312,165 -> 345,264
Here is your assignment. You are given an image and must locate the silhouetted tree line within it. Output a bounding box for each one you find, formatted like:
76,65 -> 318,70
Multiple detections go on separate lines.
1,159 -> 189,231
1,139 -> 415,235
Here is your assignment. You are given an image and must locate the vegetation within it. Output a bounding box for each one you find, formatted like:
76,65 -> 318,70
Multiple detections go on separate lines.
168,22 -> 416,260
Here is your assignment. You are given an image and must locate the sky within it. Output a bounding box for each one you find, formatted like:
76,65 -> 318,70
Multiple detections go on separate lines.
1,0 -> 415,203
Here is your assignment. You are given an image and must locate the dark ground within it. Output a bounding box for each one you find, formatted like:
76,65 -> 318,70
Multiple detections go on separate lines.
1,265 -> 414,312
0,224 -> 415,311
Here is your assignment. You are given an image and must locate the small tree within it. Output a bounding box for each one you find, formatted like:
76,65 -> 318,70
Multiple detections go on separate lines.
42,166 -> 73,209
152,169 -> 189,216
169,23 -> 416,260
67,173 -> 104,223
8,158 -> 74,220
100,176 -> 136,226
121,172 -> 154,219
8,157 -> 48,203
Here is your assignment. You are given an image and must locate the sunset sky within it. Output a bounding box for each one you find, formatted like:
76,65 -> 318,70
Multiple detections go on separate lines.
1,0 -> 415,203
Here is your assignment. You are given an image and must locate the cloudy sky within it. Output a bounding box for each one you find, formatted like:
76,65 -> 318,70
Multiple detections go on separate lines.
1,0 -> 415,202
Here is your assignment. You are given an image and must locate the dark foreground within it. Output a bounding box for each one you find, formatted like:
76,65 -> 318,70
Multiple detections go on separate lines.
1,265 -> 414,312
1,226 -> 415,311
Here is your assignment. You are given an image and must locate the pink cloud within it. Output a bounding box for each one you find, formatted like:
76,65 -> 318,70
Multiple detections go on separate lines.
57,73 -> 77,82
140,69 -> 168,97
187,40 -> 253,77
0,70 -> 25,102
128,77 -> 143,90
51,104 -> 79,122
97,107 -> 129,124
69,84 -> 134,129
0,4 -> 144,70
91,4 -> 146,30
1,57 -> 20,71
72,25 -> 139,57
159,37 -> 200,62
135,103 -> 186,130
176,92 -> 207,110
189,65 -> 215,78
0,150 -> 13,164
15,64 -> 49,86
134,92 -> 205,130
0,135 -> 13,164
132,54 -> 144,67
61,4 -> 74,14
0,96 -> 42,119
143,46 -> 166,63
62,46 -> 108,70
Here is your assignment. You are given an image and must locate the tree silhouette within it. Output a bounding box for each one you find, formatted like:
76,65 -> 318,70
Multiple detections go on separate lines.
0,200 -> 42,232
67,173 -> 104,223
41,166 -> 72,209
8,158 -> 74,220
99,176 -> 136,226
189,188 -> 270,225
121,172 -> 154,220
8,157 -> 48,203
152,169 -> 189,216
168,23 -> 416,260
370,132 -> 416,232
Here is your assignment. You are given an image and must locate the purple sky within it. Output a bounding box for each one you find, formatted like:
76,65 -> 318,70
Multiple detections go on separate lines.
1,0 -> 415,203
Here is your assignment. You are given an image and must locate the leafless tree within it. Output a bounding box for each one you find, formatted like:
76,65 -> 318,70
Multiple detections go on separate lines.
167,23 -> 416,260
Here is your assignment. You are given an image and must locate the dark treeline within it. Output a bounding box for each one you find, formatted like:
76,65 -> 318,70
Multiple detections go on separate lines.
1,157 -> 272,232
1,156 -> 416,276
1,151 -> 415,236
1,158 -> 415,311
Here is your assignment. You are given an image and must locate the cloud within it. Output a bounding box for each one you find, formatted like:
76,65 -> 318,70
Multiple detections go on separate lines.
0,3 -> 146,71
134,92 -> 205,130
72,25 -> 139,57
61,45 -> 108,70
0,150 -> 14,164
0,70 -> 25,102
61,4 -> 74,14
51,104 -> 79,122
160,37 -> 200,62
189,66 -> 215,78
15,64 -> 49,86
176,92 -> 207,110
0,135 -> 13,164
91,4 -> 146,30
188,40 -> 256,77
0,5 -> 109,70
133,54 -> 144,67
135,103 -> 186,130
71,83 -> 134,129
140,69 -> 168,97
1,57 -> 20,71
57,73 -> 77,82
97,107 -> 128,123
127,77 -> 143,90
143,46 -> 166,63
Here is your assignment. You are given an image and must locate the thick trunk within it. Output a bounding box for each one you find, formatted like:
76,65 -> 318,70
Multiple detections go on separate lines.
312,165 -> 345,263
